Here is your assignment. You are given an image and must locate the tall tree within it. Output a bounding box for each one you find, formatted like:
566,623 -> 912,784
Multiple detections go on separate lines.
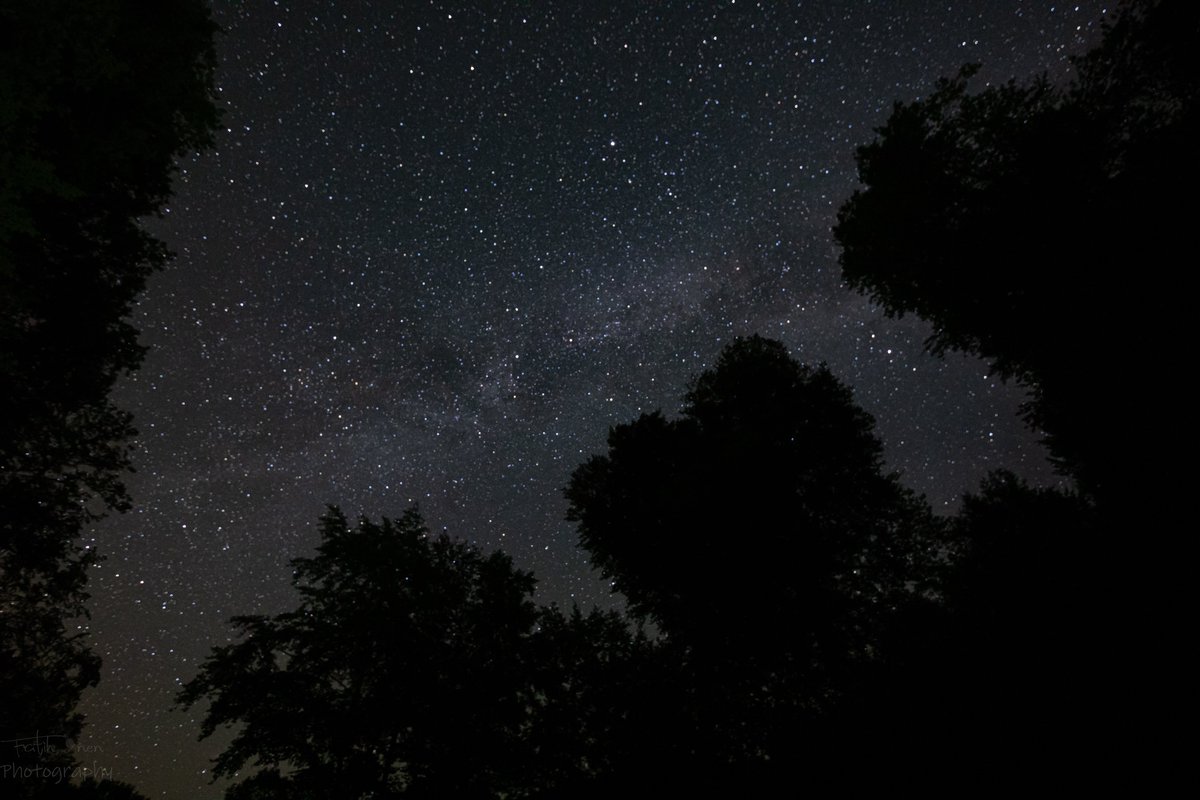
179,508 -> 659,799
0,0 -> 220,788
833,0 -> 1196,502
833,0 -> 1194,767
179,508 -> 538,798
844,472 -> 1100,781
565,335 -> 943,774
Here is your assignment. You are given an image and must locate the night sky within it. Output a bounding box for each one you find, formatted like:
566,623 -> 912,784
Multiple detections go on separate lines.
77,2 -> 1106,796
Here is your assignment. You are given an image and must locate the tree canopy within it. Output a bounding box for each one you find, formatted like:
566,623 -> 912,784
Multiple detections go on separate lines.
565,335 -> 943,769
179,508 -> 538,798
833,0 -> 1196,500
183,334 -> 1133,791
833,0 -> 1191,766
178,508 -> 664,799
1,0 -> 220,793
844,471 -> 1101,775
567,336 -> 938,642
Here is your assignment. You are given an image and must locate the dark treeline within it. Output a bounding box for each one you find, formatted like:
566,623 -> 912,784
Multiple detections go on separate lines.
181,336 -> 943,797
4,0 -> 1190,796
833,0 -> 1192,777
1,1 -> 220,797
180,3 -> 1188,794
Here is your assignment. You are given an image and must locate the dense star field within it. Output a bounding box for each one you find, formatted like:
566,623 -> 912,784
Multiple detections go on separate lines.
76,2 -> 1106,796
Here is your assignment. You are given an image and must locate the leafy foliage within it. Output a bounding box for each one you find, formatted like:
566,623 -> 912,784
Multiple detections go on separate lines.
832,2 -> 1195,768
179,508 -> 536,797
834,0 -> 1197,498
179,508 -> 657,799
0,0 -> 220,791
565,335 -> 943,767
846,471 -> 1100,778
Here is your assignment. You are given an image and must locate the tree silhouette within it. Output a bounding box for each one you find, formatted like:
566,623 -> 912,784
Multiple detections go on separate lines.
843,471 -> 1100,780
180,508 -> 659,799
179,508 -> 536,798
0,0 -> 220,786
833,2 -> 1193,758
565,335 -> 943,775
942,472 -> 1097,737
519,604 -> 705,797
833,0 -> 1196,502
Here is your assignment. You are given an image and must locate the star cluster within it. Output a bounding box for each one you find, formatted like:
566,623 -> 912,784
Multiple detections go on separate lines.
77,2 -> 1106,796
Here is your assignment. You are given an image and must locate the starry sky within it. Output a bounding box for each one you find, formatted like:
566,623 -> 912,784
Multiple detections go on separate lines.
76,2 -> 1107,796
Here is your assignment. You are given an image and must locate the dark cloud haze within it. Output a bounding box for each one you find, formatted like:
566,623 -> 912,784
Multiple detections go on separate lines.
77,2 -> 1107,796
